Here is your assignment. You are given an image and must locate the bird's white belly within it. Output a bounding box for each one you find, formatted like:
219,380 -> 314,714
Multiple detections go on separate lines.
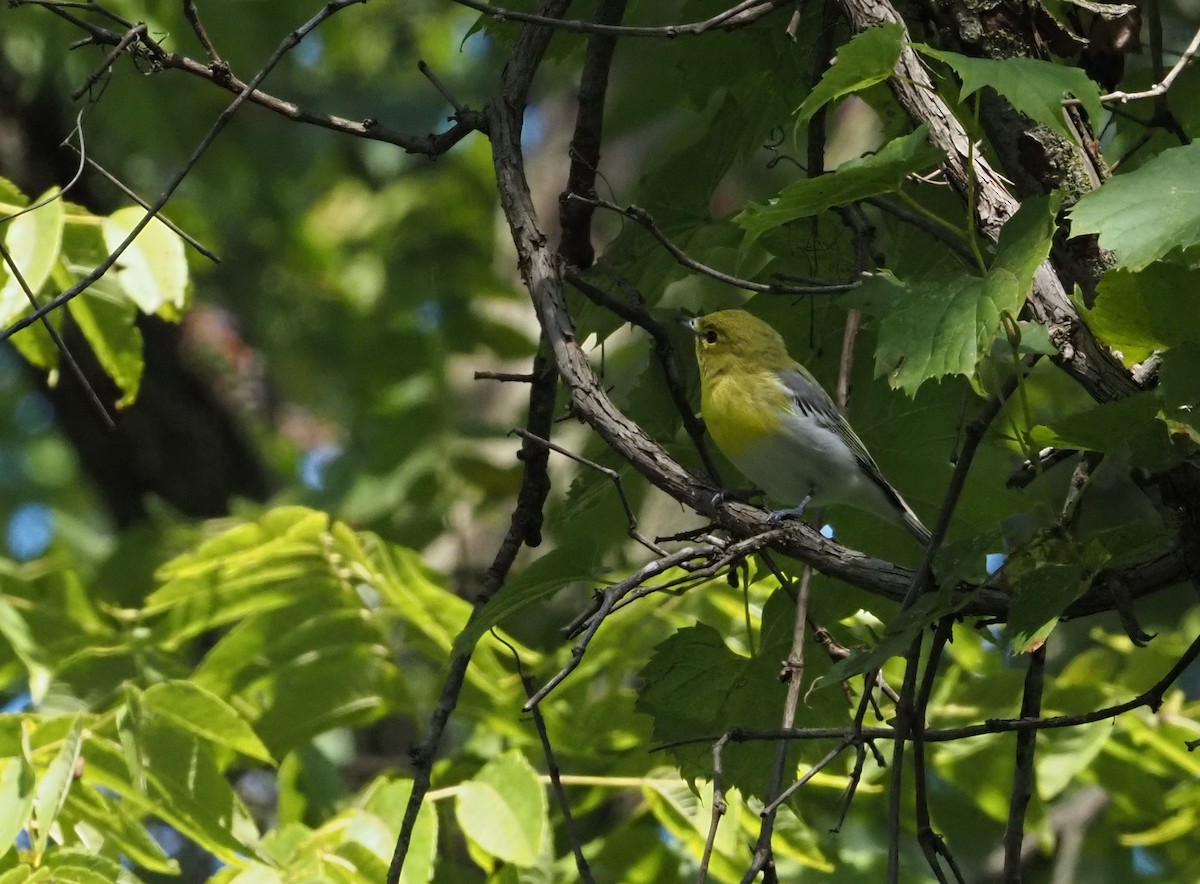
730,409 -> 888,512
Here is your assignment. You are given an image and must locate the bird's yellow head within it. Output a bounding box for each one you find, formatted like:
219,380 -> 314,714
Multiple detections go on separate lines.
688,310 -> 793,381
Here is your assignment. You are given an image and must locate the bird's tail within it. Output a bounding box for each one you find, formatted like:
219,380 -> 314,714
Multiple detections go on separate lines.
900,505 -> 932,547
880,482 -> 932,546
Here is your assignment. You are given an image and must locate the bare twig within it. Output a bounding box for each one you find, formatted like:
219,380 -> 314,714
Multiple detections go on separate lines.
741,565 -> 812,883
1003,643 -> 1046,882
697,732 -> 733,884
511,428 -> 664,554
1094,25 -> 1200,104
572,196 -> 862,294
13,0 -> 485,156
70,22 -> 146,100
62,142 -> 220,263
498,633 -> 596,884
558,0 -> 627,269
451,0 -> 788,38
182,0 -> 223,63
0,237 -> 114,428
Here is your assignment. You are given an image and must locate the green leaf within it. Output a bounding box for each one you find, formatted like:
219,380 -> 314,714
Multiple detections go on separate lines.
0,187 -> 64,327
455,749 -> 546,866
31,715 -> 83,861
1029,391 -> 1175,468
1005,561 -> 1091,653
735,126 -> 942,248
1069,141 -> 1200,270
83,726 -> 256,866
66,783 -> 179,874
1082,265 -> 1200,365
0,755 -> 35,857
357,778 -> 438,884
916,46 -> 1102,138
859,193 -> 1059,393
100,207 -> 188,316
66,292 -> 143,407
796,23 -> 904,123
142,680 -> 274,763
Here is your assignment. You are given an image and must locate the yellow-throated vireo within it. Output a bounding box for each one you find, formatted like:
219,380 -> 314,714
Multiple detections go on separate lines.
688,309 -> 931,545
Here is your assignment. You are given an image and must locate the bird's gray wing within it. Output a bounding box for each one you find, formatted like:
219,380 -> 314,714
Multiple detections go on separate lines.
777,368 -> 902,503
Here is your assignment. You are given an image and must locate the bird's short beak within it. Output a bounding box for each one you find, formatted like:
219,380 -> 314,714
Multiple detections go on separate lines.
680,316 -> 701,338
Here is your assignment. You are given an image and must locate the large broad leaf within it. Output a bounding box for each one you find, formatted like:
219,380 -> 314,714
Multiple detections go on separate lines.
1029,391 -> 1175,469
1069,141 -> 1200,270
1081,265 -> 1200,365
916,46 -> 1102,139
857,193 -> 1059,393
454,749 -> 546,866
796,23 -> 904,123
100,207 -> 188,316
735,126 -> 942,248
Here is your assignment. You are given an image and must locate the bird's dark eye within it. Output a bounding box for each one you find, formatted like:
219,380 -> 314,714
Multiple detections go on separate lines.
703,329 -> 719,344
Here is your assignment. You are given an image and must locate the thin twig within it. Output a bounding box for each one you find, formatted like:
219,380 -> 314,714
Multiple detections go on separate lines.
182,0 -> 223,63
497,633 -> 596,884
511,428 -> 664,554
741,565 -> 812,883
573,196 -> 862,294
62,142 -> 220,263
1092,25 -> 1200,104
1003,643 -> 1045,882
564,268 -> 721,479
70,22 -> 145,99
697,732 -> 732,884
450,0 -> 788,38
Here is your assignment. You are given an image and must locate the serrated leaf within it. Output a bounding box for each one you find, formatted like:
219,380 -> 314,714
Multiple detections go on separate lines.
735,126 -> 942,249
142,680 -> 273,763
796,23 -> 904,123
455,749 -> 546,866
101,207 -> 188,316
1069,141 -> 1200,270
860,194 -> 1058,393
916,46 -> 1102,138
1082,265 -> 1200,364
0,187 -> 64,327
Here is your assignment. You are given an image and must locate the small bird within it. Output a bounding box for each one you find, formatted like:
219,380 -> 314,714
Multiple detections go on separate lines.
688,309 -> 931,545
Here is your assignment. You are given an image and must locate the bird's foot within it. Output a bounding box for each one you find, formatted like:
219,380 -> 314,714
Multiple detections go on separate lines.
766,494 -> 813,526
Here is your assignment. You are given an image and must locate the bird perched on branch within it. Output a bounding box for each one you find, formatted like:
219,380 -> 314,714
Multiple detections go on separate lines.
687,309 -> 931,545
